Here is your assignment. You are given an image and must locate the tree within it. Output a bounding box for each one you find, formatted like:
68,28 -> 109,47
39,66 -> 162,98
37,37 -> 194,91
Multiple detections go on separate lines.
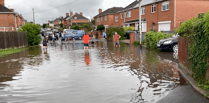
96,24 -> 104,31
18,23 -> 42,46
60,23 -> 63,28
91,19 -> 95,25
42,24 -> 47,28
70,25 -> 80,30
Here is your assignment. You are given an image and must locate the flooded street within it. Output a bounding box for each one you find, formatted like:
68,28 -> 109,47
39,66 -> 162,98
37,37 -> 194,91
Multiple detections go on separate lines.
0,40 -> 208,103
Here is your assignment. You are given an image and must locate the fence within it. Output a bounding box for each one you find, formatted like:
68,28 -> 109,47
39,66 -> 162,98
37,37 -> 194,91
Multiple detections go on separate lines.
0,32 -> 28,50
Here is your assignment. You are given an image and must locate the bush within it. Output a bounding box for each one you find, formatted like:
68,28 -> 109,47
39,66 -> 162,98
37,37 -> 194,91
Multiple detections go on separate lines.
175,10 -> 209,80
145,31 -> 173,49
124,27 -> 135,32
96,24 -> 104,31
70,25 -> 80,30
133,41 -> 140,46
18,23 -> 42,46
106,26 -> 126,40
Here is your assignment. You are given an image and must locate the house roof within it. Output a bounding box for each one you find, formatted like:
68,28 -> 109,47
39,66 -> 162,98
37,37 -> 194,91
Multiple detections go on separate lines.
94,7 -> 123,18
64,16 -> 70,20
71,14 -> 89,20
122,0 -> 163,11
0,4 -> 13,12
55,17 -> 63,22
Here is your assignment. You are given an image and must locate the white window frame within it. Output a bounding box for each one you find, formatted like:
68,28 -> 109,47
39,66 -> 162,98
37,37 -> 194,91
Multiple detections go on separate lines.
97,18 -> 99,22
105,16 -> 107,21
151,4 -> 156,13
162,1 -> 169,11
115,16 -> 118,22
101,17 -> 103,21
141,7 -> 145,15
126,11 -> 131,18
120,13 -> 123,19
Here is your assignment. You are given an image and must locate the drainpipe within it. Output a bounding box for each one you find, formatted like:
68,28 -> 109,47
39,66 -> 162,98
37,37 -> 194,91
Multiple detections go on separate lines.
139,0 -> 142,44
14,14 -> 17,31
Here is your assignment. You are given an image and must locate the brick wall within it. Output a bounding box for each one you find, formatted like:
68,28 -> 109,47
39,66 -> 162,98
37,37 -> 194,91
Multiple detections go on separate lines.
176,0 -> 209,28
0,14 -> 15,29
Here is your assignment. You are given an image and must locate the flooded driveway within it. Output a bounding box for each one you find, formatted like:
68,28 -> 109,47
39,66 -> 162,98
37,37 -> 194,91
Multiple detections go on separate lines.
0,40 -> 208,103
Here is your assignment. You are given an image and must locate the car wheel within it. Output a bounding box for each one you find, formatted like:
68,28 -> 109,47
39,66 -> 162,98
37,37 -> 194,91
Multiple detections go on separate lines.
172,44 -> 178,52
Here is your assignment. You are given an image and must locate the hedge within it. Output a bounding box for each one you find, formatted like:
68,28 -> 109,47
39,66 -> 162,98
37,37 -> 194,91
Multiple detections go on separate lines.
106,26 -> 126,40
145,31 -> 173,49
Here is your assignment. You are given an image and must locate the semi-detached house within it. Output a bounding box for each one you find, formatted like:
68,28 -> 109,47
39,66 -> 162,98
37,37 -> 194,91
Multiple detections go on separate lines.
94,0 -> 209,33
0,0 -> 26,31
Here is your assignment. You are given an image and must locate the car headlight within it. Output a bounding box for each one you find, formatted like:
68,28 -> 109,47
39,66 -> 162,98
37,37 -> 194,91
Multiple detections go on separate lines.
163,40 -> 172,45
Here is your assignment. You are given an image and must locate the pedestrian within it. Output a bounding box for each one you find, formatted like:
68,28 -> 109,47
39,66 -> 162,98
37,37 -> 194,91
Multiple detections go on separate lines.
43,36 -> 49,51
113,32 -> 121,47
72,32 -> 75,41
102,30 -> 106,38
83,33 -> 90,49
52,33 -> 55,42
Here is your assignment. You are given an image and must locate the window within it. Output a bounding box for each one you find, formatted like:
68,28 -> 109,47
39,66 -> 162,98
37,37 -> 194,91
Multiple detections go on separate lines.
126,11 -> 131,18
162,1 -> 169,11
97,18 -> 99,22
141,7 -> 145,15
105,16 -> 107,21
101,17 -> 103,21
151,4 -> 156,13
115,16 -> 118,22
120,13 -> 123,19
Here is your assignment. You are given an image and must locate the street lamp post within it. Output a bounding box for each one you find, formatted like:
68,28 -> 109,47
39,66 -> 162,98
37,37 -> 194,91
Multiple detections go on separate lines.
139,0 -> 142,44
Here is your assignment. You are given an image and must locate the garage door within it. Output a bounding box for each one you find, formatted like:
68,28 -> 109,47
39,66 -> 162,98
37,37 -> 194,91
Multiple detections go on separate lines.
158,21 -> 171,31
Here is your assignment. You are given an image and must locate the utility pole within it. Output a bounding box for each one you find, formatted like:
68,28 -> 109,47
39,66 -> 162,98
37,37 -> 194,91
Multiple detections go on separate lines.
33,8 -> 35,24
139,0 -> 142,44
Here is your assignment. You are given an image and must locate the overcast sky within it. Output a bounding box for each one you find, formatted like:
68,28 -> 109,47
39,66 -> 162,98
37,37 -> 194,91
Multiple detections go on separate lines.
5,0 -> 135,25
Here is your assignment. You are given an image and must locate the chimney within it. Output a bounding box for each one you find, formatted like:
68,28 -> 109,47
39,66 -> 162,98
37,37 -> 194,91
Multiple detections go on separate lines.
70,12 -> 73,16
66,13 -> 69,17
80,12 -> 83,16
0,0 -> 4,6
10,9 -> 14,12
99,9 -> 102,14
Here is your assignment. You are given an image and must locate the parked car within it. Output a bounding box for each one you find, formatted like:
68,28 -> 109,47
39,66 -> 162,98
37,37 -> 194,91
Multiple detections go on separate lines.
62,30 -> 84,41
157,34 -> 179,52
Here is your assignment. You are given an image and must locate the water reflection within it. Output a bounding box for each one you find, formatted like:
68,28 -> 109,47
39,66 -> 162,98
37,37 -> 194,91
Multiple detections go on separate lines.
84,50 -> 91,66
98,42 -> 180,102
0,41 -> 182,103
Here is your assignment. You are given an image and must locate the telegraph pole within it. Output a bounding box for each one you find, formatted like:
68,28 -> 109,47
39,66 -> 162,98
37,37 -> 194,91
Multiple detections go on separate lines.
139,0 -> 142,44
33,8 -> 35,24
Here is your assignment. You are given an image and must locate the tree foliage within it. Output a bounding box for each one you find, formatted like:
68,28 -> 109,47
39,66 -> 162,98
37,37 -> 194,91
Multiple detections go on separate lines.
18,23 -> 42,46
124,27 -> 135,32
106,26 -> 126,40
91,20 -> 95,25
42,24 -> 47,28
96,24 -> 105,31
175,10 -> 209,81
70,25 -> 80,30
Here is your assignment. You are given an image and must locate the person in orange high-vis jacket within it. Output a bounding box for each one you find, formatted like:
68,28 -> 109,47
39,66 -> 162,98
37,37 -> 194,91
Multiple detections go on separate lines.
83,33 -> 90,49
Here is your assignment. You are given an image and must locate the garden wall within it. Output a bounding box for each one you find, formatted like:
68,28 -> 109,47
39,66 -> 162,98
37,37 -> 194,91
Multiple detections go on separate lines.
0,32 -> 28,50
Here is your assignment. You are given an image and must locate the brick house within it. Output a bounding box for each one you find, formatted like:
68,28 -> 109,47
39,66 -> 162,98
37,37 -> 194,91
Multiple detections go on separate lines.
94,0 -> 209,33
94,7 -> 123,30
66,12 -> 90,27
0,0 -> 26,31
54,17 -> 63,29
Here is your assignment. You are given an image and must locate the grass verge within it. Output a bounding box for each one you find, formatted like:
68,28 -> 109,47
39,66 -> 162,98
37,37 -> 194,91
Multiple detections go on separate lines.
0,47 -> 27,58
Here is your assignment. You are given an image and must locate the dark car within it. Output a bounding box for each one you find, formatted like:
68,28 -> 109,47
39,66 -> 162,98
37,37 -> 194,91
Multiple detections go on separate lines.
157,35 -> 179,52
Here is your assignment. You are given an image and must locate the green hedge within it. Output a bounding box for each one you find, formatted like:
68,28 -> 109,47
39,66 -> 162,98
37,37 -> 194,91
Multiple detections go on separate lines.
124,27 -> 135,32
145,31 -> 173,49
106,26 -> 126,40
18,23 -> 42,46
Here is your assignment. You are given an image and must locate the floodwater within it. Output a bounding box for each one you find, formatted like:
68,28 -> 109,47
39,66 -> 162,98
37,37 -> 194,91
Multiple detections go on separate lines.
0,40 -> 205,103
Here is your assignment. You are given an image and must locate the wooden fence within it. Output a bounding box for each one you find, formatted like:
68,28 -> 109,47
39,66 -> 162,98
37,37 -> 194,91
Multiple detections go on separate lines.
0,32 -> 28,50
